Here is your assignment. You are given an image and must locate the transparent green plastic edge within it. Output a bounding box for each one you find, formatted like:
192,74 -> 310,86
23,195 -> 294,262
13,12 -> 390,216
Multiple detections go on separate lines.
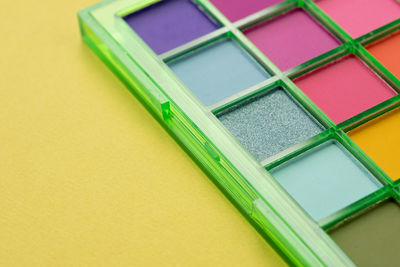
77,7 -> 308,267
77,0 -> 400,265
77,10 -> 329,267
78,5 -> 352,266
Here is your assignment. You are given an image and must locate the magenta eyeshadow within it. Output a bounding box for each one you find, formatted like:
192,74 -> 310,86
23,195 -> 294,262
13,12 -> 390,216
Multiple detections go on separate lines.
244,9 -> 339,70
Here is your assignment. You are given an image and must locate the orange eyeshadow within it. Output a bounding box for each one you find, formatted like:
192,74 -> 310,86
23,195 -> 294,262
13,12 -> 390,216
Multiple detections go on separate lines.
368,32 -> 400,79
348,108 -> 400,181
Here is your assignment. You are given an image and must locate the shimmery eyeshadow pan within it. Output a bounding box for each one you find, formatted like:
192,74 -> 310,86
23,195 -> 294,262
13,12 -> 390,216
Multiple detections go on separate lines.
217,88 -> 323,161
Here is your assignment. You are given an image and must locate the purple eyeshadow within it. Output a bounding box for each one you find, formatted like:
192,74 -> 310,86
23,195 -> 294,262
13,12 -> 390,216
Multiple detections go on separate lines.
124,0 -> 219,54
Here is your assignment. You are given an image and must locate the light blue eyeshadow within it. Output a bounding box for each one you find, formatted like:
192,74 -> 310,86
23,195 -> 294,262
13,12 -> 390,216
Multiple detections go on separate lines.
167,39 -> 270,106
270,141 -> 382,221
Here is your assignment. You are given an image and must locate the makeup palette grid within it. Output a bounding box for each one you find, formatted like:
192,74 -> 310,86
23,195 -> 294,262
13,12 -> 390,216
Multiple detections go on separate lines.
79,0 -> 400,266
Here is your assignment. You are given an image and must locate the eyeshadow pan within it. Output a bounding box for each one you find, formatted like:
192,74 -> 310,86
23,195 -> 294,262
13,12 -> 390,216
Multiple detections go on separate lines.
294,56 -> 397,124
124,0 -> 218,54
316,0 -> 400,38
330,200 -> 400,267
270,141 -> 382,221
168,39 -> 270,106
217,88 -> 323,161
348,108 -> 400,181
368,32 -> 400,79
244,9 -> 339,71
209,0 -> 283,22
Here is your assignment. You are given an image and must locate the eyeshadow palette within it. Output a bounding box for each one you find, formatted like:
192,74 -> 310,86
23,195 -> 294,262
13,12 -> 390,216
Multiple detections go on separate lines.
78,0 -> 400,265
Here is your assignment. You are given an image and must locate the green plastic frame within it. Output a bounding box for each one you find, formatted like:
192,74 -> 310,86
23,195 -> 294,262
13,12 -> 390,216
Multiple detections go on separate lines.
78,0 -> 400,265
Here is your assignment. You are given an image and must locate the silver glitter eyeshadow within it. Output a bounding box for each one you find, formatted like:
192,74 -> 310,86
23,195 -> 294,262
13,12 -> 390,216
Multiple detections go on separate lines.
217,88 -> 323,161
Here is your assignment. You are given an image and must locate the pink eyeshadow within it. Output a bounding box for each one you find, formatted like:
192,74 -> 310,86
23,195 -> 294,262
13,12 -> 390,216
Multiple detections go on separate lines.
294,56 -> 397,124
209,0 -> 283,22
316,0 -> 400,38
244,9 -> 339,71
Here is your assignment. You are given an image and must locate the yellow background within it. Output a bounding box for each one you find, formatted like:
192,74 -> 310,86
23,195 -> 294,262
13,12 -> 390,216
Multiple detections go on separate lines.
0,1 -> 285,266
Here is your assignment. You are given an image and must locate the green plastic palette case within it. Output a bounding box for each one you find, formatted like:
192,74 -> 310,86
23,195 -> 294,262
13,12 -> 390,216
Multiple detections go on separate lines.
78,0 -> 400,265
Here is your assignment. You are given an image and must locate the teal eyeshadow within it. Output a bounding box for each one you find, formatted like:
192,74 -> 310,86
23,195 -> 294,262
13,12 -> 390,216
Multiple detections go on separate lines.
270,141 -> 382,221
167,38 -> 270,106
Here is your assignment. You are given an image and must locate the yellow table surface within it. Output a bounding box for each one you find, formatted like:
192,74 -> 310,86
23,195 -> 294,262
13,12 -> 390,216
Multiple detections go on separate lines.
0,1 -> 286,266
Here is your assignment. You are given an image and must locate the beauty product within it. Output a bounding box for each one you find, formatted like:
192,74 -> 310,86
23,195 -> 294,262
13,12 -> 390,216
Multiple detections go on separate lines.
78,0 -> 400,265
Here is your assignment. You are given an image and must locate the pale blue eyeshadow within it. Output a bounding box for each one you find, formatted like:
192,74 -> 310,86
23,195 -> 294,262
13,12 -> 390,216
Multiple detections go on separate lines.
270,141 -> 382,221
167,39 -> 270,106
